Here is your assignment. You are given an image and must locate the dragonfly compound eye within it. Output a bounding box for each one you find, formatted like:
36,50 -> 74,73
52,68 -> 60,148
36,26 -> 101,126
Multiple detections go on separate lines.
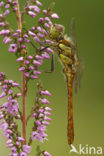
49,24 -> 64,39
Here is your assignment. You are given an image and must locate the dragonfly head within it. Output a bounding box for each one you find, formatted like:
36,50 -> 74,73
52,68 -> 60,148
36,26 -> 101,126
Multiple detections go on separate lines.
49,24 -> 64,40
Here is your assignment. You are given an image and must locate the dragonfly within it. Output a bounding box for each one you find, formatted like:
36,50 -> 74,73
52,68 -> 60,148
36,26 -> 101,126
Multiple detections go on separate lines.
26,18 -> 83,145
47,18 -> 84,145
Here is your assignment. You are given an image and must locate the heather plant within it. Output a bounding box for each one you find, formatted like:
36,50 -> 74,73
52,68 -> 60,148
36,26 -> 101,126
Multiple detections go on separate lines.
0,0 -> 60,155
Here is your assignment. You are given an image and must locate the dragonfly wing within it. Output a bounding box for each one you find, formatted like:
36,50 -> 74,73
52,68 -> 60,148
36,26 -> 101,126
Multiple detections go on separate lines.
70,18 -> 84,93
70,18 -> 78,57
74,58 -> 84,93
70,18 -> 76,45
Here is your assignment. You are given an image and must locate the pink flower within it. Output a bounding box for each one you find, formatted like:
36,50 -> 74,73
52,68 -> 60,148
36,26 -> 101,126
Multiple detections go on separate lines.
36,120 -> 41,126
0,1 -> 4,7
28,31 -> 36,37
3,9 -> 10,16
16,141 -> 20,146
19,67 -> 25,72
37,32 -> 44,38
8,89 -> 13,95
12,82 -> 19,87
29,66 -> 34,70
51,13 -> 59,19
3,37 -> 12,44
21,44 -> 26,49
18,38 -> 23,42
23,34 -> 28,38
40,98 -> 50,104
41,90 -> 52,96
43,29 -> 48,36
0,112 -> 4,119
37,125 -> 46,132
3,99 -> 19,116
11,147 -> 17,153
31,26 -> 35,31
17,57 -> 24,62
43,151 -> 51,156
6,139 -> 12,144
31,131 -> 44,143
44,23 -> 50,28
0,22 -> 5,27
31,75 -> 38,79
36,0 -> 42,6
16,29 -> 21,33
25,72 -> 29,77
45,48 -> 53,53
33,60 -> 42,66
45,17 -> 50,22
39,17 -> 44,22
0,120 -> 8,130
25,60 -> 29,64
29,5 -> 36,10
0,92 -> 6,98
19,152 -> 28,156
12,33 -> 19,37
28,11 -> 36,18
29,5 -> 40,13
38,108 -> 44,113
18,137 -> 25,142
5,4 -> 10,9
45,107 -> 52,111
33,70 -> 41,75
9,153 -> 18,156
34,36 -> 41,43
43,10 -> 47,15
44,112 -> 51,116
32,113 -> 37,117
42,53 -> 50,59
37,26 -> 42,32
22,145 -> 31,154
34,6 -> 40,13
42,121 -> 50,126
35,55 -> 43,60
44,116 -> 51,121
28,55 -> 33,60
9,44 -> 18,53
0,29 -> 10,36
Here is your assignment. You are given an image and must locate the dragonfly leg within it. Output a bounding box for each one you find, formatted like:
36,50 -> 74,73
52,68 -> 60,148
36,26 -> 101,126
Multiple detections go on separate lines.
43,54 -> 54,73
30,40 -> 38,50
38,46 -> 51,53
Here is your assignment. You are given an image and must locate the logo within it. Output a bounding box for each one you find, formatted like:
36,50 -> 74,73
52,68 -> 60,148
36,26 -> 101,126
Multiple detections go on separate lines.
69,144 -> 103,155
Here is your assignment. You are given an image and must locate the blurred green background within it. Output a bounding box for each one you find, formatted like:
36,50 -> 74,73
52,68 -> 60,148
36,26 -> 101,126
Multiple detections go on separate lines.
0,0 -> 104,155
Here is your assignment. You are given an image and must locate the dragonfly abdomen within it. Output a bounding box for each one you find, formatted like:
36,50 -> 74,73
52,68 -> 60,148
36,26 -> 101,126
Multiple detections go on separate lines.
65,70 -> 75,145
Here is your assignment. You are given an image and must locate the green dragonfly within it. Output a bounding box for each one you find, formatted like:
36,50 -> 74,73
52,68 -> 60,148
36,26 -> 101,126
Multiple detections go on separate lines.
47,18 -> 84,145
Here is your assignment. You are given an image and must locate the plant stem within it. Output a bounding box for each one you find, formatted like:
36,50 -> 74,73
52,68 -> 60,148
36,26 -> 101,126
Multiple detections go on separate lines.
16,0 -> 27,144
22,72 -> 27,144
